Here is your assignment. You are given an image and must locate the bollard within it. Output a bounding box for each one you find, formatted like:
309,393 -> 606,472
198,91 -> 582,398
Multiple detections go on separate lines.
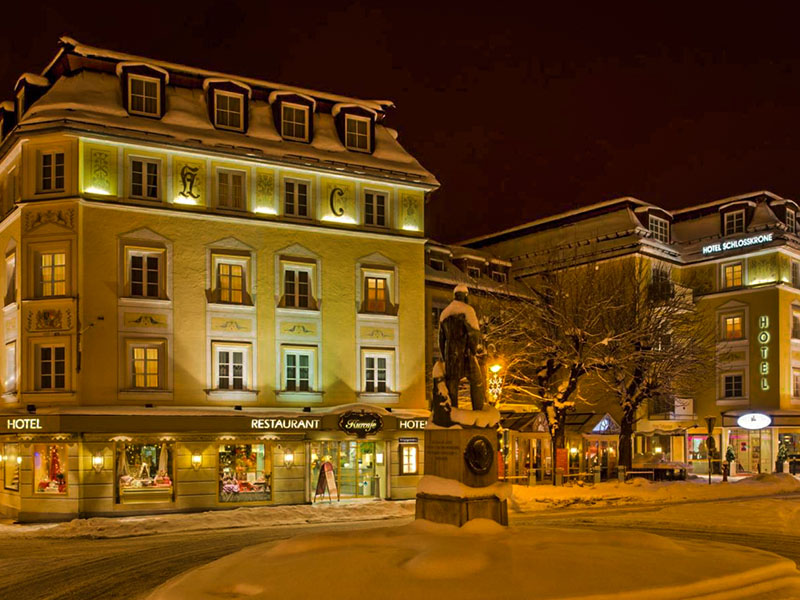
555,467 -> 564,486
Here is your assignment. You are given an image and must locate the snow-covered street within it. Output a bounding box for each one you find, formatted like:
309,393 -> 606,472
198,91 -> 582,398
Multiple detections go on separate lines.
4,477 -> 800,598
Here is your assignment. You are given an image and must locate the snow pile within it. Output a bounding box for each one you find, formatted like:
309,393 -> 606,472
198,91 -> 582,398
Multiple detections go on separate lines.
439,299 -> 480,330
0,500 -> 414,540
418,475 -> 512,501
511,473 -> 800,512
148,519 -> 800,600
450,405 -> 500,427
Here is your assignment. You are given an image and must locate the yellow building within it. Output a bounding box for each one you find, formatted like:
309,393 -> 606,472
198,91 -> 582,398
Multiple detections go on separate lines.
464,192 -> 800,478
0,38 -> 437,521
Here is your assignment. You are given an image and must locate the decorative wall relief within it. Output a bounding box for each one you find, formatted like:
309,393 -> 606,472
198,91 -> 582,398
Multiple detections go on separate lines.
27,308 -> 72,332
321,177 -> 356,221
123,313 -> 168,329
25,208 -> 76,232
280,322 -> 317,337
399,189 -> 424,230
360,326 -> 395,341
82,143 -> 118,196
255,169 -> 275,212
172,158 -> 205,205
211,317 -> 252,333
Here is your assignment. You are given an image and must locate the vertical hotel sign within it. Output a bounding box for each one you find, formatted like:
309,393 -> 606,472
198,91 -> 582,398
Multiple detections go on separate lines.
758,315 -> 770,391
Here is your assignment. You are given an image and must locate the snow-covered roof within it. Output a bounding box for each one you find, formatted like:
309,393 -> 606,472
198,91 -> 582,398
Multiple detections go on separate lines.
203,77 -> 252,97
115,61 -> 171,83
19,70 -> 437,187
53,36 -> 390,113
0,101 -> 13,113
15,72 -> 49,89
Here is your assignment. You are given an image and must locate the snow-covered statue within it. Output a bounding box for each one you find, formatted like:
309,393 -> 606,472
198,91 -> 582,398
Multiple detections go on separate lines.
433,284 -> 487,426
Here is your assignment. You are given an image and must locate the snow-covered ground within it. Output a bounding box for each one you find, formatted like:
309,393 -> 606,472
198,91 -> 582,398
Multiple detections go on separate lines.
148,518 -> 800,600
511,472 -> 800,511
2,474 -> 799,539
0,499 -> 414,539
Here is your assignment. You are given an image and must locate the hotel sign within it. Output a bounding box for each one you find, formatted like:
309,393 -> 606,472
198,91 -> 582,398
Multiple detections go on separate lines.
399,418 -> 427,430
758,315 -> 771,391
701,233 -> 773,255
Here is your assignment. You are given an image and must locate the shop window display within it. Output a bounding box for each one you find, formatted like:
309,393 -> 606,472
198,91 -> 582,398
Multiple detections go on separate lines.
218,444 -> 271,503
117,443 -> 173,503
4,443 -> 19,491
34,444 -> 67,494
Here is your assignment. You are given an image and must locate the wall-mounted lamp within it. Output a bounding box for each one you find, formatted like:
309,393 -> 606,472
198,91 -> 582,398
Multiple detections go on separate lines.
283,448 -> 295,468
376,452 -> 384,465
654,446 -> 663,454
569,447 -> 578,456
16,456 -> 22,464
191,454 -> 203,470
92,454 -> 104,473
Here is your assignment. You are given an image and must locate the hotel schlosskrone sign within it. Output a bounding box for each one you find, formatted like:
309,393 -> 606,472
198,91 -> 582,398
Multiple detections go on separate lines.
701,233 -> 773,255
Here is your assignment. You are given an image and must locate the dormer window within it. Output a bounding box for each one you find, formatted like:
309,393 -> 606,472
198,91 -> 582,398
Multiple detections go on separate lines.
788,208 -> 796,234
213,90 -> 243,131
649,215 -> 670,243
128,75 -> 160,117
724,210 -> 745,236
117,63 -> 169,118
345,114 -> 371,152
281,103 -> 309,142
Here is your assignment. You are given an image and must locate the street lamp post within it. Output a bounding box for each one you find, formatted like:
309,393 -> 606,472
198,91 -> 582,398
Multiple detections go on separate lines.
487,361 -> 505,404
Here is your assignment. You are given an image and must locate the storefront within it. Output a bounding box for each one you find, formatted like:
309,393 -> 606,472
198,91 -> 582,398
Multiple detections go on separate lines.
0,405 -> 427,522
499,412 -> 551,484
720,410 -> 800,475
566,413 -> 620,480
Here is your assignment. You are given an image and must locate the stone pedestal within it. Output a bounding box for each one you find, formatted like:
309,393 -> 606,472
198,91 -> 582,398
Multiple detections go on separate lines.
416,427 -> 509,527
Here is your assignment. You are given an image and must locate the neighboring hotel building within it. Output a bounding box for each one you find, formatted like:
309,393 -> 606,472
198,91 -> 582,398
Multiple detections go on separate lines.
0,38 -> 436,521
464,191 -> 800,477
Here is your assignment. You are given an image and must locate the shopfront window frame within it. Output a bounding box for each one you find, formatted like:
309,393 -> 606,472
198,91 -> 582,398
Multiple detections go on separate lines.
399,443 -> 418,475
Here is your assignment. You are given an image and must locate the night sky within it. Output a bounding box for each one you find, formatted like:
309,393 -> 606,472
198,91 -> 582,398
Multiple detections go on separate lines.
3,2 -> 800,242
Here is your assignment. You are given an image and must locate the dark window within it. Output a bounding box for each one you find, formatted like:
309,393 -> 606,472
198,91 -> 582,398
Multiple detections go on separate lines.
131,159 -> 159,200
285,181 -> 309,217
130,254 -> 160,297
429,257 -> 445,271
345,115 -> 370,151
281,104 -> 308,141
215,92 -> 243,130
365,356 -> 387,392
285,353 -> 310,391
129,76 -> 159,116
284,269 -> 311,308
364,192 -> 387,226
39,346 -> 65,390
40,152 -> 65,192
724,374 -> 743,398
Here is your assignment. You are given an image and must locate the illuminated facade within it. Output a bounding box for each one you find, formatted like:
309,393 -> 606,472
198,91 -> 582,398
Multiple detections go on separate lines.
465,191 -> 800,477
0,38 -> 436,520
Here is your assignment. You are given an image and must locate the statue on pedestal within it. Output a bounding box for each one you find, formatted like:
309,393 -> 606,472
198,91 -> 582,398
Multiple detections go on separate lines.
432,284 -> 488,426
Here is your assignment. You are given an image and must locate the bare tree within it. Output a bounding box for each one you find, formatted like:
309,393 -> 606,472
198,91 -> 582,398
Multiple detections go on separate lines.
596,262 -> 715,470
484,264 -> 625,452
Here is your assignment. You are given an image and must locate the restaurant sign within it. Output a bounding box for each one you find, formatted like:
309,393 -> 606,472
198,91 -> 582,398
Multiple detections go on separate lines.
736,412 -> 771,430
339,411 -> 383,438
701,233 -> 773,255
250,418 -> 321,431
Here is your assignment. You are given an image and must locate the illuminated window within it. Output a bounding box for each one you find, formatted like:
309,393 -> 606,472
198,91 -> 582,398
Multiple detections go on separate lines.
37,252 -> 66,297
130,158 -> 160,200
5,341 -> 15,393
365,276 -> 388,312
218,444 -> 272,502
214,91 -> 243,131
38,152 -> 64,193
794,370 -> 800,397
37,345 -> 66,390
214,344 -> 249,390
281,103 -> 309,141
364,191 -> 387,227
217,169 -> 246,210
128,250 -> 161,298
788,209 -> 797,234
34,444 -> 67,494
284,348 -> 313,392
131,344 -> 161,389
345,115 -> 371,151
723,315 -> 744,340
5,253 -> 15,306
723,263 -> 742,288
218,262 -> 244,303
724,210 -> 745,235
284,180 -> 310,217
723,374 -> 743,398
400,444 -> 418,475
363,350 -> 392,393
128,75 -> 160,116
649,215 -> 670,243
117,443 -> 173,504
